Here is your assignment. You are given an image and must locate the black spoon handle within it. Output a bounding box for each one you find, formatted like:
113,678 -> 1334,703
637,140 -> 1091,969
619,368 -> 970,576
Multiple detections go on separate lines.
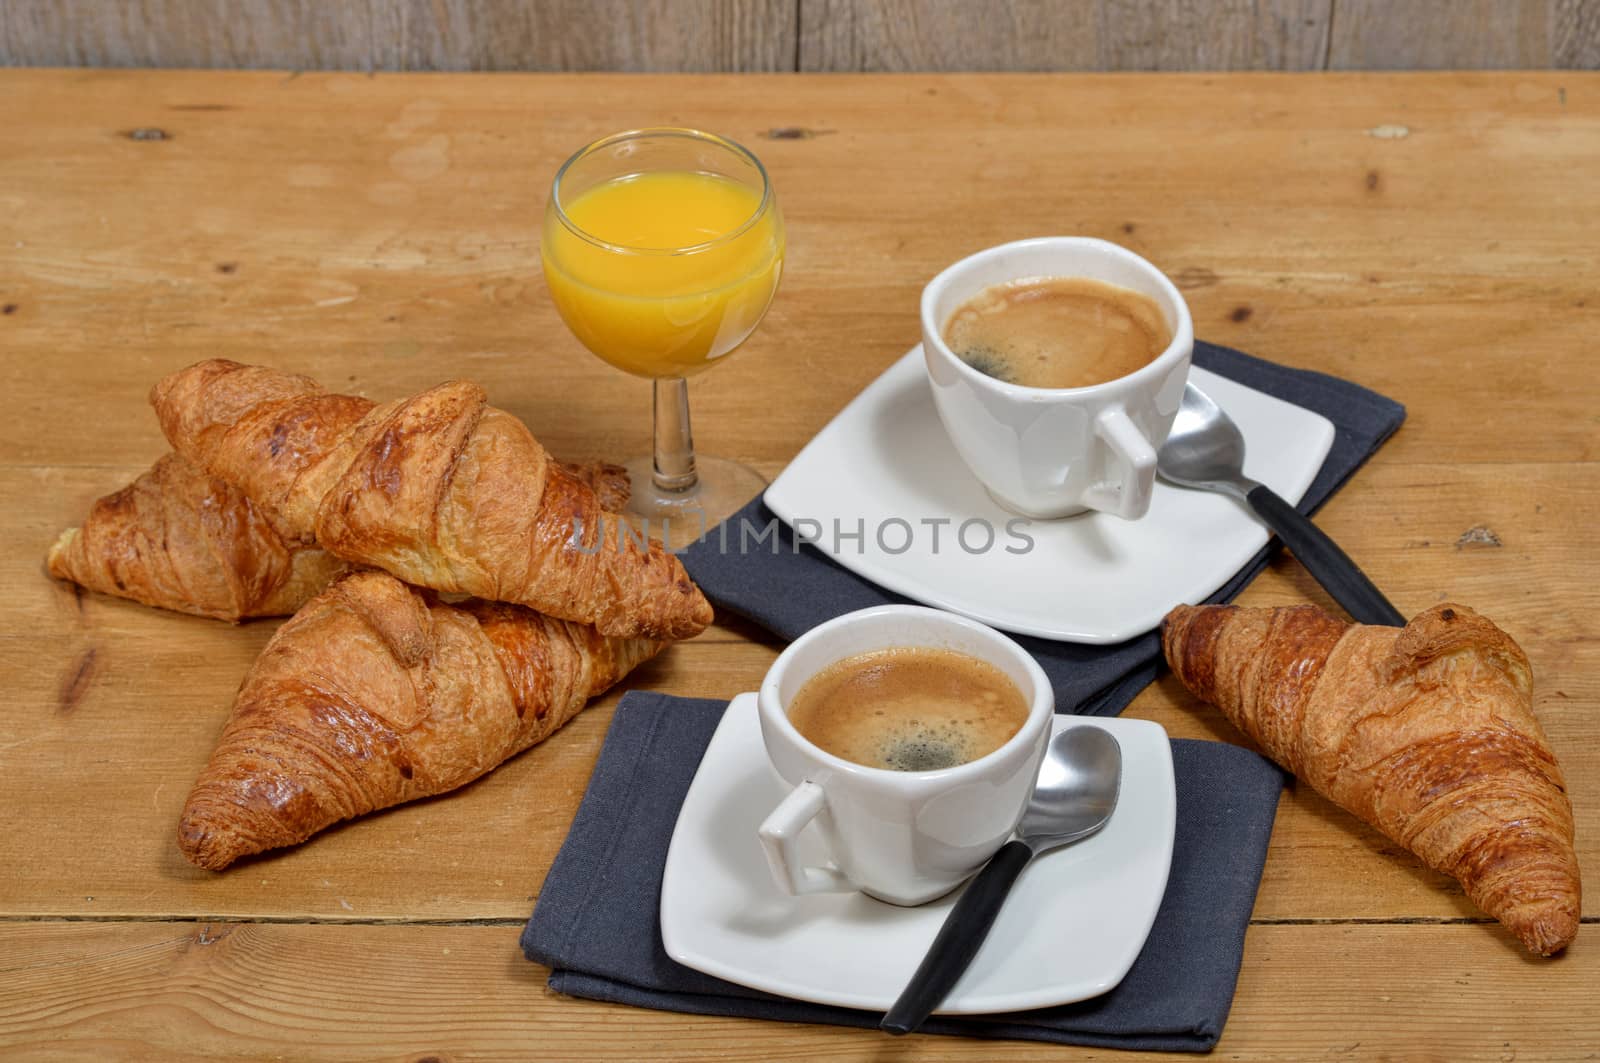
881,840 -> 1033,1036
1245,484 -> 1406,627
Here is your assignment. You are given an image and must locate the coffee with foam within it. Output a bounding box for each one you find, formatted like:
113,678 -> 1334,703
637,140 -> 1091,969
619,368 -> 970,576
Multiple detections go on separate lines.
786,647 -> 1028,772
943,275 -> 1171,390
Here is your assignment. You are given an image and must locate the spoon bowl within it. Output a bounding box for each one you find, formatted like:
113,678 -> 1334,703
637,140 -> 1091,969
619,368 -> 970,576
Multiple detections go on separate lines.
1017,726 -> 1123,853
1157,385 -> 1253,498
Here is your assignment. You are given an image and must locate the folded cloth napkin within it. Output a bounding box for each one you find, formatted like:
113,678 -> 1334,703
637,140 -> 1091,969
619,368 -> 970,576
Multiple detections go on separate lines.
680,341 -> 1405,717
523,693 -> 1286,1052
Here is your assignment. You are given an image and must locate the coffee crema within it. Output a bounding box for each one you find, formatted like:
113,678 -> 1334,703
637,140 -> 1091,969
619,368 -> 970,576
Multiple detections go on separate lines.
786,647 -> 1029,772
943,275 -> 1171,390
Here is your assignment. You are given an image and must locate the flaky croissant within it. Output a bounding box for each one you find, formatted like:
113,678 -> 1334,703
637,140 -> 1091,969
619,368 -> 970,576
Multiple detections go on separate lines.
47,453 -> 348,621
1163,602 -> 1579,955
47,451 -> 633,622
151,359 -> 712,640
178,570 -> 664,869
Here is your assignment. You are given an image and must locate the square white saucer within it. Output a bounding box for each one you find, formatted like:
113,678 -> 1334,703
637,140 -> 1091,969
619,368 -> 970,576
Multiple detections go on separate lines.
763,348 -> 1335,644
659,694 -> 1176,1015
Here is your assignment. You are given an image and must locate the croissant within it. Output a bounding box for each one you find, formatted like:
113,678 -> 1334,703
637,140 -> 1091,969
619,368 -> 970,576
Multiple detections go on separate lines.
1163,602 -> 1579,955
150,359 -> 712,640
47,453 -> 348,621
47,451 -> 633,621
178,570 -> 664,869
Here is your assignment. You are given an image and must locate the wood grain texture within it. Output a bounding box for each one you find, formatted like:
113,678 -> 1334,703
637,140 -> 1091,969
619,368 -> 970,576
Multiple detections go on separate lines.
3,0 -> 1598,72
0,0 -> 389,71
1,69 -> 1597,1058
1328,0 -> 1556,70
0,0 -> 798,72
1,72 -> 1595,467
1554,0 -> 1600,66
388,0 -> 797,72
799,0 -> 1101,72
1,921 -> 1597,1061
1092,0 -> 1333,70
799,0 -> 1334,71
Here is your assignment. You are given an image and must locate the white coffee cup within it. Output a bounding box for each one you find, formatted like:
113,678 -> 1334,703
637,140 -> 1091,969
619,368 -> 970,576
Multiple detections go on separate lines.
756,605 -> 1053,906
921,237 -> 1194,520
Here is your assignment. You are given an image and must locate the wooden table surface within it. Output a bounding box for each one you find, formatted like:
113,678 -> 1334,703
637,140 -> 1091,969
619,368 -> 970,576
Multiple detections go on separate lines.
1,68 -> 1595,1061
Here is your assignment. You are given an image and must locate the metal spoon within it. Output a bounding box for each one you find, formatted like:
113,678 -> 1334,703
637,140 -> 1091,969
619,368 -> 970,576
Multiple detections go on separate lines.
881,726 -> 1122,1036
1157,383 -> 1406,627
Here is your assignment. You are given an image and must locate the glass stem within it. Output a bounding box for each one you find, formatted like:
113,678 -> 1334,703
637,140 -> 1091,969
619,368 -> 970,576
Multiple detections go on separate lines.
652,376 -> 698,494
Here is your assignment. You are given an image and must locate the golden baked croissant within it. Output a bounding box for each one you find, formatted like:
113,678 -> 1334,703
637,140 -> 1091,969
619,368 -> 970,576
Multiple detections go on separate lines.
47,451 -> 633,621
178,570 -> 664,869
1163,602 -> 1579,955
150,359 -> 712,640
47,453 -> 348,621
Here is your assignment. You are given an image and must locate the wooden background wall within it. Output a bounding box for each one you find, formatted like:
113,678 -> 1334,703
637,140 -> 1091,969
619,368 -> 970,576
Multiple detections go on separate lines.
3,0 -> 1598,72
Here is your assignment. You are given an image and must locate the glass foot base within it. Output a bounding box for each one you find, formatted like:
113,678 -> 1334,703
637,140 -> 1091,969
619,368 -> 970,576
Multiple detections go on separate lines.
619,456 -> 768,547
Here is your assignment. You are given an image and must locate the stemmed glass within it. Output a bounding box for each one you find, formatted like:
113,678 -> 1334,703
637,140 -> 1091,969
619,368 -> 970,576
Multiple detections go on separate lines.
542,128 -> 785,531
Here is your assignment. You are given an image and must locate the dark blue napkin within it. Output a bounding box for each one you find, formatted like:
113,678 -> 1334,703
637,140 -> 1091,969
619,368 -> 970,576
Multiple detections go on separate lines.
680,341 -> 1405,717
523,693 -> 1286,1052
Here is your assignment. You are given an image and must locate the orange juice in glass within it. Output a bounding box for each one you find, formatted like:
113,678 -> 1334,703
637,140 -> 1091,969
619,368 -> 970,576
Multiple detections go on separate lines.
542,129 -> 784,523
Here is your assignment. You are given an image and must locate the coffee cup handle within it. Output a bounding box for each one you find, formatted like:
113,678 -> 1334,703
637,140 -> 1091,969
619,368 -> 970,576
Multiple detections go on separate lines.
1082,407 -> 1157,520
758,780 -> 853,896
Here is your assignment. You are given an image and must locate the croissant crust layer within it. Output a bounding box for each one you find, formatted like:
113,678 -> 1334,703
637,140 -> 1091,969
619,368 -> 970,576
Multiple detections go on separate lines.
151,359 -> 712,640
47,453 -> 348,621
178,571 -> 663,869
1163,602 -> 1579,956
47,452 -> 633,622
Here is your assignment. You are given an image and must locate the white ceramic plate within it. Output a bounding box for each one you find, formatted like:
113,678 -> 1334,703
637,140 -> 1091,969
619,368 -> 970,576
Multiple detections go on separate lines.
764,348 -> 1335,644
659,694 -> 1176,1015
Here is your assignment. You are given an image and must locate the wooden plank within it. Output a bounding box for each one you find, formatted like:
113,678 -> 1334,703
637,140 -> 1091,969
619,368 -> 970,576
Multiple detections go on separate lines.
389,0 -> 798,72
798,0 -> 1102,72
0,921 -> 1594,1060
1,71 -> 1596,467
0,0 -> 388,71
1092,0 -> 1332,71
1327,0 -> 1555,70
798,0 -> 1334,72
4,457 -> 1594,922
0,0 -> 798,73
1552,0 -> 1600,67
12,1 -> 1597,74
